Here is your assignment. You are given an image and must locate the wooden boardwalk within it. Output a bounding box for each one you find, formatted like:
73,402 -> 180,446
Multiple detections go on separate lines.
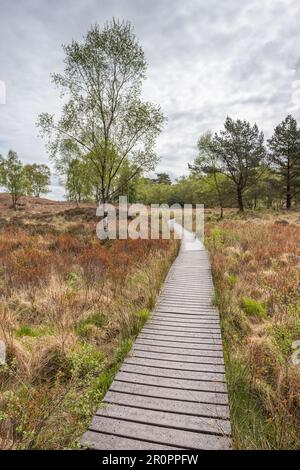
81,230 -> 231,450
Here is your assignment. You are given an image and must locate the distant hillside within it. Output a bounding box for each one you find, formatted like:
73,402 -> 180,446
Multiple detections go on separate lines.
0,192 -> 96,216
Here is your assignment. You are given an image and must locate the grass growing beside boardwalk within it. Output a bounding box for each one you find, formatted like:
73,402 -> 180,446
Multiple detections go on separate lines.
0,211 -> 178,449
206,213 -> 300,449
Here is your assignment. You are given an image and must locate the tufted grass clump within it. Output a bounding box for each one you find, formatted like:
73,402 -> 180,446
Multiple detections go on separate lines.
240,297 -> 266,319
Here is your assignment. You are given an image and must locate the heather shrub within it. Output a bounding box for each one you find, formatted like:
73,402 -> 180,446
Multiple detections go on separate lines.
0,216 -> 178,449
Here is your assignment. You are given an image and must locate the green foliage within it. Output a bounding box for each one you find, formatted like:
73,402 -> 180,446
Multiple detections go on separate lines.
75,311 -> 107,337
130,308 -> 150,336
64,158 -> 95,204
227,274 -> 238,287
135,173 -> 236,207
155,172 -> 172,185
113,160 -> 141,202
211,117 -> 266,211
64,271 -> 83,290
0,150 -> 27,209
0,152 -> 51,208
267,114 -> 300,209
240,297 -> 266,318
271,315 -> 300,358
272,324 -> 294,357
207,227 -> 225,250
190,131 -> 225,216
66,344 -> 104,380
96,338 -> 133,397
15,325 -> 39,338
115,338 -> 133,363
23,163 -> 51,197
37,20 -> 165,204
225,355 -> 277,449
211,227 -> 223,243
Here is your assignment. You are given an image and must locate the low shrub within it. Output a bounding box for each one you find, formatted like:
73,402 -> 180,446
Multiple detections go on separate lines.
240,297 -> 266,319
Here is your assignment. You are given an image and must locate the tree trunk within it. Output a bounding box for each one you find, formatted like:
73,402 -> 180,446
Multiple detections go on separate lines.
237,187 -> 244,212
213,172 -> 223,219
12,194 -> 17,211
286,182 -> 291,210
254,193 -> 257,210
286,160 -> 291,210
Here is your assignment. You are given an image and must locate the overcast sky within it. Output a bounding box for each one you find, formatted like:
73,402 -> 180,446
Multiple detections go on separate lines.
1,0 -> 300,199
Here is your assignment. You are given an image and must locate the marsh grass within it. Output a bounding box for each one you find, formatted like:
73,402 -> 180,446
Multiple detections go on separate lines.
0,213 -> 178,449
206,216 -> 300,449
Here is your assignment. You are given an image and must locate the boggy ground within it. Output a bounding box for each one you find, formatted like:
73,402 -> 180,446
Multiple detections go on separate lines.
206,210 -> 300,449
0,196 -> 178,449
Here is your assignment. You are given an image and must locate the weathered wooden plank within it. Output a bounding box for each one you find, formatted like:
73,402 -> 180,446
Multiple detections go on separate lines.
147,323 -> 221,331
115,371 -> 227,393
155,303 -> 217,309
104,391 -> 230,419
111,381 -> 228,405
96,404 -> 231,436
159,292 -> 214,296
158,297 -> 214,302
151,318 -> 220,326
162,285 -> 213,289
149,319 -> 220,327
157,302 -> 216,308
158,303 -> 217,310
163,285 -> 213,289
154,308 -> 218,315
167,284 -> 213,287
153,306 -> 218,312
157,303 -> 215,309
89,416 -> 231,450
154,310 -> 219,318
144,322 -> 221,331
160,293 -> 214,298
140,329 -> 222,339
166,280 -> 213,284
153,314 -> 220,321
151,314 -> 220,322
124,357 -> 225,373
142,325 -> 221,333
81,430 -> 182,450
169,278 -> 211,280
138,333 -> 222,343
130,350 -> 224,365
133,344 -> 223,357
166,283 -> 206,286
156,306 -> 215,312
160,292 -> 213,295
120,363 -> 226,382
170,278 -> 212,280
160,290 -> 213,294
135,338 -> 223,350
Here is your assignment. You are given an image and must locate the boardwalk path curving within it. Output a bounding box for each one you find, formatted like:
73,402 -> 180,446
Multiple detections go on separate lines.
81,223 -> 231,450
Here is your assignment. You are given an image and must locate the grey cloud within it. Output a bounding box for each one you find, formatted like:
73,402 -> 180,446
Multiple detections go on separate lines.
1,0 -> 300,198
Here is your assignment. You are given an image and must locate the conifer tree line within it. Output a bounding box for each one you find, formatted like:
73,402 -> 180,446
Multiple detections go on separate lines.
187,114 -> 300,213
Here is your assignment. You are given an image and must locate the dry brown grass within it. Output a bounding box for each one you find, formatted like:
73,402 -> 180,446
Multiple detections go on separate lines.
0,204 -> 178,449
206,213 -> 300,449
